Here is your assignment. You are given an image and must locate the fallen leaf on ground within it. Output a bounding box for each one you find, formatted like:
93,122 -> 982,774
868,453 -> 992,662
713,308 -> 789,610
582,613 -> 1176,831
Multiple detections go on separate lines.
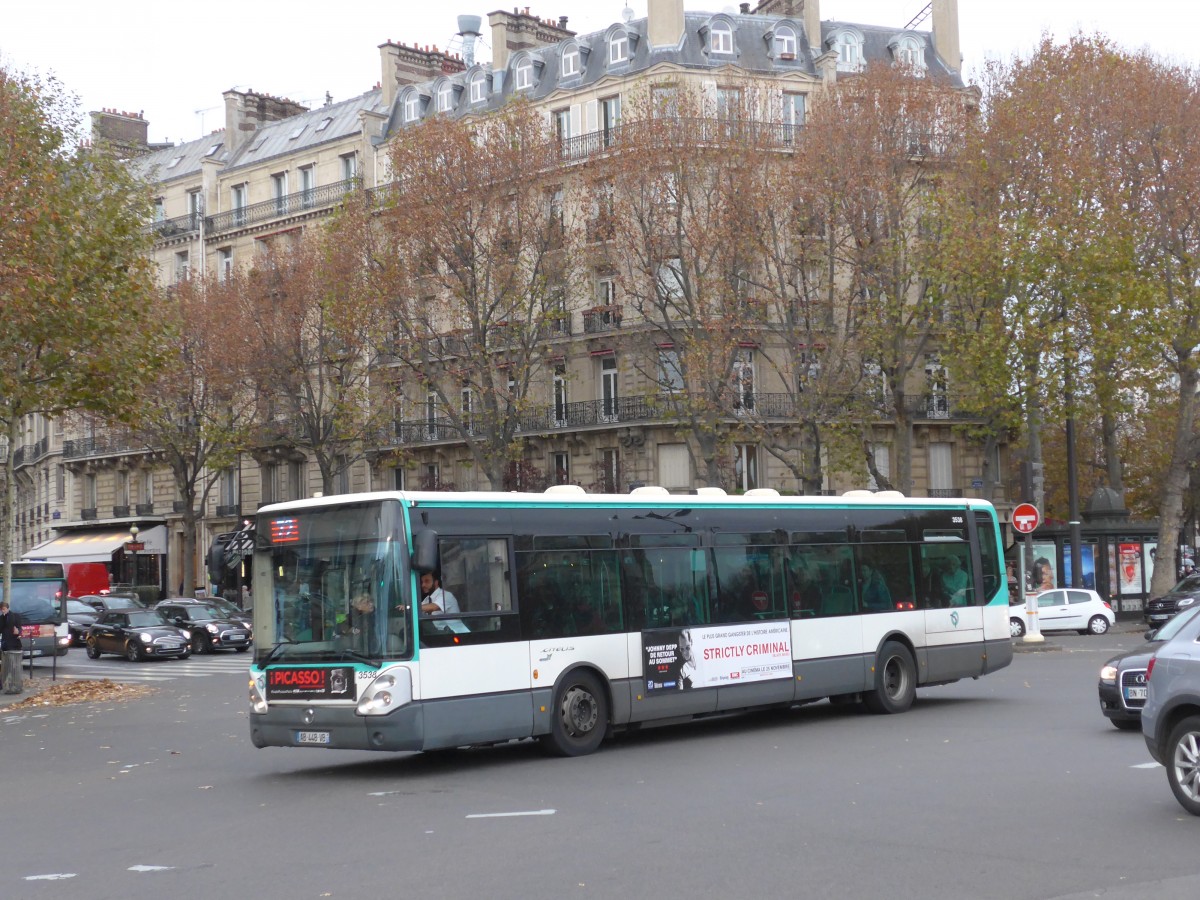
6,680 -> 156,710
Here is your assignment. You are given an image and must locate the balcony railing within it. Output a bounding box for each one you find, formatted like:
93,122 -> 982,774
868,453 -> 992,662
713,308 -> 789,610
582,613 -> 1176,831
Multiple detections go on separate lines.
377,391 -> 977,450
583,306 -> 622,333
135,503 -> 155,516
206,178 -> 358,235
63,434 -> 150,461
215,504 -> 240,517
150,212 -> 202,240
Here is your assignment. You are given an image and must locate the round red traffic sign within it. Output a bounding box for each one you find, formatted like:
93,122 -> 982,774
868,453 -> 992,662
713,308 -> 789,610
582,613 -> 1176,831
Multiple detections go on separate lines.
1012,503 -> 1040,534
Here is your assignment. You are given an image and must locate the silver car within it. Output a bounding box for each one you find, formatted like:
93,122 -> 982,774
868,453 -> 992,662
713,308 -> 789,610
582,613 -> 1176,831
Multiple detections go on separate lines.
1141,606 -> 1200,816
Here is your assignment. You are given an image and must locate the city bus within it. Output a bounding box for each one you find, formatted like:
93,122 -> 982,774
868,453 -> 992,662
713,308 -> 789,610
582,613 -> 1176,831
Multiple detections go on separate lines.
247,486 -> 1012,756
0,561 -> 70,658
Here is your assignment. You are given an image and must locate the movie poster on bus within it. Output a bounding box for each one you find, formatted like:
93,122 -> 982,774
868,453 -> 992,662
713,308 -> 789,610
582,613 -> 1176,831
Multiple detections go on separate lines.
642,622 -> 792,693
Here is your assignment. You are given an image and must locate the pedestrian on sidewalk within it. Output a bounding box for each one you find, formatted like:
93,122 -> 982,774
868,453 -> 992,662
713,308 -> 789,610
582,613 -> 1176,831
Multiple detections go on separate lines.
0,600 -> 24,695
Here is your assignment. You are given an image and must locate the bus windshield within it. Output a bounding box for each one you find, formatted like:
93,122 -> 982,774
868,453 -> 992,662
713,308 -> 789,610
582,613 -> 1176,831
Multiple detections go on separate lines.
252,500 -> 412,665
0,565 -> 65,625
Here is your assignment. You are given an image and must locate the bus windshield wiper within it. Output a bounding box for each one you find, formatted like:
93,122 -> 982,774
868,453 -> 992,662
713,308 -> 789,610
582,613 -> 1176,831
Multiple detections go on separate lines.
337,648 -> 382,669
260,639 -> 296,666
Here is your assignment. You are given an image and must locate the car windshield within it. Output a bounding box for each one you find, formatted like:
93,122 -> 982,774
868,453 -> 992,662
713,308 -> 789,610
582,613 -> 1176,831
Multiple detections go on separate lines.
1170,574 -> 1200,593
126,610 -> 169,627
1153,604 -> 1200,640
187,604 -> 227,620
67,600 -> 97,615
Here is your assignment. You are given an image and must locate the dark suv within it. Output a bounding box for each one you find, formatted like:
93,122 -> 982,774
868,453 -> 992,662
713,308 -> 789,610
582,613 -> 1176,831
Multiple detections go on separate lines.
154,599 -> 253,654
1141,606 -> 1200,816
1144,573 -> 1200,626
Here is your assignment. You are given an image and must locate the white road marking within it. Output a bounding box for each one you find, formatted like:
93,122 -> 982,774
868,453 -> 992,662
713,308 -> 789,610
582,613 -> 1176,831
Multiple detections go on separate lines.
465,809 -> 556,819
25,874 -> 76,881
1131,762 -> 1162,769
129,865 -> 175,872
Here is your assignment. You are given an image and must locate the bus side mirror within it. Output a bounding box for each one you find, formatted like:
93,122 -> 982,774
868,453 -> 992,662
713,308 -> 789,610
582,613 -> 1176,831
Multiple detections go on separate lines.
411,530 -> 439,574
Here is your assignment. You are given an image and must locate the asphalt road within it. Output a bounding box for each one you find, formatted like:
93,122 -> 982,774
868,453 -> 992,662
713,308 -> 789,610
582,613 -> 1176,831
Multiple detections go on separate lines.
4,633 -> 1199,900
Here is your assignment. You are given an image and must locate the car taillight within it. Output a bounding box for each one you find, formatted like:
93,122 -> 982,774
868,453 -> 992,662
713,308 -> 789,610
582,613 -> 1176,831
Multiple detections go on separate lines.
1103,601 -> 1112,610
1147,657 -> 1156,681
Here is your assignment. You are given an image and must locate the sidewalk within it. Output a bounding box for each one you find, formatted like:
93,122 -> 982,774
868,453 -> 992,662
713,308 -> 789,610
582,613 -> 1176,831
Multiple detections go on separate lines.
0,673 -> 49,709
1013,618 -> 1146,653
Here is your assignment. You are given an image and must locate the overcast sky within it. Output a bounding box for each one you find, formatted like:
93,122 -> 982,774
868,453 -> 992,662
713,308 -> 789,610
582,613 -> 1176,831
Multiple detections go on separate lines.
2,1 -> 1197,146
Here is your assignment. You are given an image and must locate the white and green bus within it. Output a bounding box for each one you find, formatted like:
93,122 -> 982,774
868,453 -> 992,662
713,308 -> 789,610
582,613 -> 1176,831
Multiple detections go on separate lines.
247,486 -> 1012,756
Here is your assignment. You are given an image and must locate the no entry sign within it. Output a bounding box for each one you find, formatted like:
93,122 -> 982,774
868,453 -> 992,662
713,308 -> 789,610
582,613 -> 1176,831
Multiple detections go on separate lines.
1012,503 -> 1040,534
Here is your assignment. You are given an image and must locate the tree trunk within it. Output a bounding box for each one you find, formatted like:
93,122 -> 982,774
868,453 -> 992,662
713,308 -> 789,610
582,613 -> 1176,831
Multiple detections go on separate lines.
2,417 -> 18,608
1101,411 -> 1124,494
1151,362 -> 1200,598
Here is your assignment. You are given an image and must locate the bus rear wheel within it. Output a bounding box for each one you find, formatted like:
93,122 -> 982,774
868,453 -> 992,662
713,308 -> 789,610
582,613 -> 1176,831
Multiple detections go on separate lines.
863,641 -> 916,715
542,671 -> 608,757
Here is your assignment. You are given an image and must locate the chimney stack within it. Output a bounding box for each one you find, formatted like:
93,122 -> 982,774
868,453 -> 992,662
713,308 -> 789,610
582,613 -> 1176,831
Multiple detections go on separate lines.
488,8 -> 575,72
931,0 -> 961,72
647,0 -> 685,48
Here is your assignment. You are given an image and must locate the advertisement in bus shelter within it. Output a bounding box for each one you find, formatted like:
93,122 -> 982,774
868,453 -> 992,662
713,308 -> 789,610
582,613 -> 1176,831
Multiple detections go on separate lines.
642,622 -> 792,693
1028,543 -> 1058,595
1062,544 -> 1097,591
264,666 -> 357,701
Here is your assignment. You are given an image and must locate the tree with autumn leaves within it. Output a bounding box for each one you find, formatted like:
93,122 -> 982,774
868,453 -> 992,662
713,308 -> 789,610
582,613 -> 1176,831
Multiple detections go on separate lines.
0,67 -> 161,595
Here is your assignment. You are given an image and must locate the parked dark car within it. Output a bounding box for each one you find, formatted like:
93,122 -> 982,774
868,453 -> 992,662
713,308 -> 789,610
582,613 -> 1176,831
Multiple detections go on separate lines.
154,599 -> 253,653
65,598 -> 103,647
78,593 -> 148,613
206,595 -> 253,627
1144,573 -> 1200,626
1099,606 -> 1200,730
86,609 -> 192,661
1142,603 -> 1200,816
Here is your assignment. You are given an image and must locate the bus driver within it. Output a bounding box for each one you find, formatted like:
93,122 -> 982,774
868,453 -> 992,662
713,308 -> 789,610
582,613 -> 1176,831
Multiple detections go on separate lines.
420,572 -> 460,617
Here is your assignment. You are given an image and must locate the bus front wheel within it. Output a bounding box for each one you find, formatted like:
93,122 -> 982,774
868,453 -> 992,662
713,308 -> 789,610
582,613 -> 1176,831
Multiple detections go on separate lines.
863,641 -> 916,715
542,671 -> 608,757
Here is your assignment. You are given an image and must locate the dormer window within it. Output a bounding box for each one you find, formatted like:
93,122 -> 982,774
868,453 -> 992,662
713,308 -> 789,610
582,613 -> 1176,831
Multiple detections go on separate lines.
562,44 -> 581,78
289,124 -> 305,140
514,57 -> 535,91
166,155 -> 183,169
609,31 -> 629,64
315,116 -> 333,133
891,35 -> 927,75
436,80 -> 455,112
710,21 -> 734,55
469,71 -> 487,104
833,30 -> 864,72
774,24 -> 797,58
403,91 -> 421,123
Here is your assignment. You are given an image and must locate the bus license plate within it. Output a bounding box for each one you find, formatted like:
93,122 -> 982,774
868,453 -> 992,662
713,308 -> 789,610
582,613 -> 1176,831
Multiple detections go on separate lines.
1126,687 -> 1147,701
296,731 -> 331,745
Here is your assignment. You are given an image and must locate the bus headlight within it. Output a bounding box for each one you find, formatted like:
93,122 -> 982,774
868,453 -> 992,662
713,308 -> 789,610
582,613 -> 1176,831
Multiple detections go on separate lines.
249,673 -> 269,715
356,666 -> 412,716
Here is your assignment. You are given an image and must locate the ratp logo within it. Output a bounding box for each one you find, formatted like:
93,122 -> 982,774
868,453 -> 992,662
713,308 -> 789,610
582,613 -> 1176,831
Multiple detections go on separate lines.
950,611 -> 960,627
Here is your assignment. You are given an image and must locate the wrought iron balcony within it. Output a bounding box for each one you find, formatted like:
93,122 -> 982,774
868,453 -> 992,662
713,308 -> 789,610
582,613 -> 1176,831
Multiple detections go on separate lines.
150,212 -> 202,240
206,178 -> 358,235
582,306 -> 622,333
63,434 -> 150,461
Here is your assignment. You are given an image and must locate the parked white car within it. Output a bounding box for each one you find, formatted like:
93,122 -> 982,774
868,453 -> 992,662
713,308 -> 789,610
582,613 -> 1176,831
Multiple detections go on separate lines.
1009,588 -> 1115,637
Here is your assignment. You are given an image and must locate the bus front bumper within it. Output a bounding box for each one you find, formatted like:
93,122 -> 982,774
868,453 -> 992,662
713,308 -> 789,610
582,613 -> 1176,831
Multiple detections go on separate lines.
250,702 -> 425,752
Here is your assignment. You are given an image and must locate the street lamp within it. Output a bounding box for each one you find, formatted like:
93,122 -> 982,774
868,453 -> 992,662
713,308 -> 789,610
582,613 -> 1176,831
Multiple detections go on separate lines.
128,524 -> 140,587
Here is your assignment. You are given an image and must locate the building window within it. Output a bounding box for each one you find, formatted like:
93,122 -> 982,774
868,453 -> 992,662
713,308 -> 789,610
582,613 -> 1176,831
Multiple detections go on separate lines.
425,392 -> 438,439
651,86 -> 678,119
461,386 -> 473,434
893,35 -> 926,74
553,452 -> 570,485
600,357 -> 619,423
601,95 -> 622,145
597,273 -> 618,306
335,456 -> 350,495
115,470 -> 129,507
774,25 -> 798,58
392,467 -> 406,491
835,31 -> 863,71
657,257 -> 685,300
287,460 -> 304,501
261,463 -> 277,505
341,153 -> 357,182
56,464 -> 66,503
599,449 -> 620,493
187,190 -> 202,227
657,347 -> 684,392
83,473 -> 96,509
867,444 -> 890,490
716,87 -> 741,121
231,183 -> 247,225
218,248 -> 233,281
554,108 -> 573,144
514,57 -> 534,91
272,172 -> 288,215
709,22 -> 734,55
299,166 -> 315,207
436,81 -> 454,112
553,365 -> 568,427
609,31 -> 629,65
174,250 -> 190,283
925,355 -> 949,418
732,349 -> 755,413
469,72 -> 487,104
561,45 -> 580,78
403,92 -> 421,123
220,468 -> 238,508
733,444 -> 759,492
782,92 -> 806,139
929,443 -> 953,495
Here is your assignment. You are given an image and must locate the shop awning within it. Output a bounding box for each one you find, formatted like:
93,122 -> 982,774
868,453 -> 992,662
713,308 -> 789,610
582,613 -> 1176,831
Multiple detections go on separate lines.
23,530 -> 137,563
